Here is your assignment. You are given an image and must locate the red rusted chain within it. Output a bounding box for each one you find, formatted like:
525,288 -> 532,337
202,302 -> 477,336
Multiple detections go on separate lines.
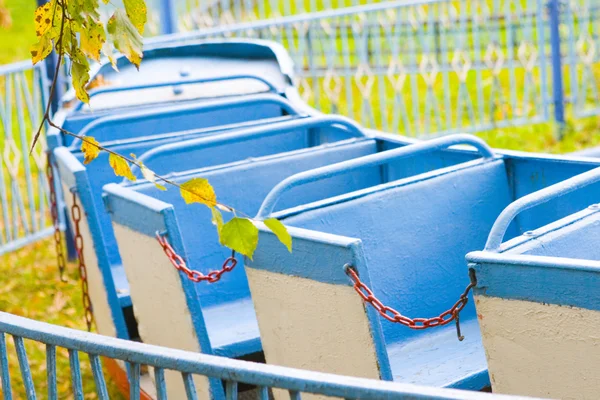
344,265 -> 477,340
156,232 -> 237,283
46,152 -> 67,282
71,191 -> 95,332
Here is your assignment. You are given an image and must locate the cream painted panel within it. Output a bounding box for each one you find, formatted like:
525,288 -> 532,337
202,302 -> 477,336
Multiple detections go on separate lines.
62,183 -> 116,338
246,267 -> 380,400
113,223 -> 210,400
475,295 -> 600,399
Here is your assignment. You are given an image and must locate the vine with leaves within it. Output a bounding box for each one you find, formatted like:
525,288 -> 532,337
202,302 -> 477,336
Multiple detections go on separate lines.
30,0 -> 292,260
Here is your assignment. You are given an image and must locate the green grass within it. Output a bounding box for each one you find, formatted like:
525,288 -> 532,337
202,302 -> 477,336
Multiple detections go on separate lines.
0,0 -> 599,398
0,0 -> 36,64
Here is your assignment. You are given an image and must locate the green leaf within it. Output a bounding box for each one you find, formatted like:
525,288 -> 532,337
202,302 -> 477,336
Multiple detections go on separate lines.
30,34 -> 53,65
109,153 -> 136,181
71,62 -> 90,103
107,9 -> 143,69
180,178 -> 217,208
220,217 -> 259,259
80,17 -> 106,62
264,218 -> 292,252
81,136 -> 101,164
211,207 -> 224,235
124,0 -> 147,35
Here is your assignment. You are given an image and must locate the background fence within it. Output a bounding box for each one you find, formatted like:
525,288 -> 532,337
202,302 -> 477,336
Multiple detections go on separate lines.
0,0 -> 598,253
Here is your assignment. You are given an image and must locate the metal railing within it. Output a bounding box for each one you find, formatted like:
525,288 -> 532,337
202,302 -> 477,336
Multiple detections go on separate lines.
0,61 -> 52,255
0,311 -> 537,400
152,0 -> 600,137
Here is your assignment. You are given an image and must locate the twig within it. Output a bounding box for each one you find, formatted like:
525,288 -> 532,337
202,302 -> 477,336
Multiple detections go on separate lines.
30,0 -> 66,154
47,119 -> 249,217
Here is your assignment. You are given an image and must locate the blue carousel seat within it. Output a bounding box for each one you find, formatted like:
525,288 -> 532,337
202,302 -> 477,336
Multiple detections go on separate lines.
246,134 -> 600,391
53,116 -> 367,342
467,167 -> 600,399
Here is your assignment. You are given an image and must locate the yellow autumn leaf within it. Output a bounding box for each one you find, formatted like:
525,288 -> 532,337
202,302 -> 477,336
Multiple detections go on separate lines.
124,0 -> 147,35
80,17 -> 106,62
109,153 -> 136,181
140,164 -> 166,191
33,0 -> 56,38
30,34 -> 52,65
81,136 -> 101,164
180,178 -> 217,208
71,62 -> 90,103
211,207 -> 224,235
264,218 -> 292,252
107,9 -> 143,69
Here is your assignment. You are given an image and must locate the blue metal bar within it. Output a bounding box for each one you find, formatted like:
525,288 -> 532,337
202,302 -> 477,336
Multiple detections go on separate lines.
89,354 -> 109,400
154,367 -> 168,400
13,336 -> 36,400
159,0 -> 178,34
225,380 -> 238,400
257,134 -> 496,218
74,75 -> 279,111
0,333 -> 12,400
547,0 -> 566,126
46,345 -> 57,400
129,362 -> 141,400
485,166 -> 600,251
68,349 -> 84,400
182,372 -> 199,400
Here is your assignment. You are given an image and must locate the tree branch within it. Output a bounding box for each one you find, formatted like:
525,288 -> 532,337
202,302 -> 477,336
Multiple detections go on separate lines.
30,0 -> 66,154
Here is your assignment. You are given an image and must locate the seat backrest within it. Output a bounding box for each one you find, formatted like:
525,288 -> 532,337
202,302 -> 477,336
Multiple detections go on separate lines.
245,155 -> 515,383
62,94 -> 294,147
103,139 -> 380,399
130,139 -> 381,307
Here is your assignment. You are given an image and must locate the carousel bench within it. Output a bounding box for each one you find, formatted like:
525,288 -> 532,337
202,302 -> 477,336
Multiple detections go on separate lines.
248,135 -> 600,392
467,166 -> 600,398
54,116 -> 366,342
102,137 -> 382,399
247,135 -> 501,391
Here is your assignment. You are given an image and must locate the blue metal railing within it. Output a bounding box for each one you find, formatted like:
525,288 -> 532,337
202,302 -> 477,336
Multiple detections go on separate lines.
0,61 -> 54,255
0,311 -> 537,400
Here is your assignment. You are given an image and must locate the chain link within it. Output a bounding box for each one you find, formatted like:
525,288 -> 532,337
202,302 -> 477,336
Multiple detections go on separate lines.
46,152 -> 67,282
71,191 -> 95,332
344,265 -> 477,341
156,232 -> 237,283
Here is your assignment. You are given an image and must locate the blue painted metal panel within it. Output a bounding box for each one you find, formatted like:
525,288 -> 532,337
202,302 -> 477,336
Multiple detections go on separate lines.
0,311 -> 536,400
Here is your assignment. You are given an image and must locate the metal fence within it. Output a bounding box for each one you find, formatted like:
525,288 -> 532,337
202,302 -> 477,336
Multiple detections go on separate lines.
0,61 -> 52,255
0,311 -> 532,400
156,0 -> 600,137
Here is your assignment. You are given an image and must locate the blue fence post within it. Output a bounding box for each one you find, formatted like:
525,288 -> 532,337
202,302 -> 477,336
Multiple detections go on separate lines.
159,0 -> 178,35
547,0 -> 566,136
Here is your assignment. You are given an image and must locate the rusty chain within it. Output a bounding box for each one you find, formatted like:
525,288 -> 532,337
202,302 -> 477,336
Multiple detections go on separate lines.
156,232 -> 237,283
46,152 -> 67,282
70,191 -> 95,332
344,265 -> 477,341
